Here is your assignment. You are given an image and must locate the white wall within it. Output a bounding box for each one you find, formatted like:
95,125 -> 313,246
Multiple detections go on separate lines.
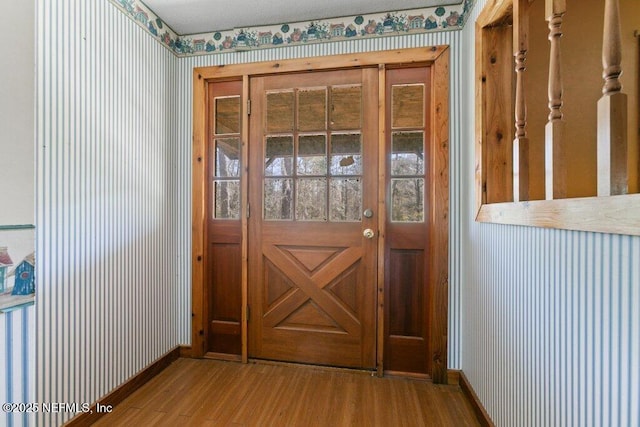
0,1 -> 35,225
460,2 -> 640,426
0,2 -> 36,427
36,1 -> 180,425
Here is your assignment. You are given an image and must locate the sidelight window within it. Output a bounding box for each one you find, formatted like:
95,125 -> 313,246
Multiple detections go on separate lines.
389,84 -> 426,223
212,95 -> 241,220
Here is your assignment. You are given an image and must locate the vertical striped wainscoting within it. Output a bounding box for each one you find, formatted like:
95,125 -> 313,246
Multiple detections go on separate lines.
459,1 -> 640,426
465,226 -> 640,427
175,31 -> 465,367
36,1 -> 180,425
1,306 -> 36,427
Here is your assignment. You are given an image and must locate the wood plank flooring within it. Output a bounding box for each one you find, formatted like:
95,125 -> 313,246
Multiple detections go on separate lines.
93,358 -> 480,426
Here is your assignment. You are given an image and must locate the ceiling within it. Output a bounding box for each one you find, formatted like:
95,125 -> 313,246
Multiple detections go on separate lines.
142,0 -> 463,35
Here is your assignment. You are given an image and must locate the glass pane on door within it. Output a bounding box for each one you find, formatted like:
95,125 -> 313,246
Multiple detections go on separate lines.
296,178 -> 327,221
215,96 -> 241,134
330,178 -> 362,222
391,132 -> 424,176
390,82 -> 426,223
215,138 -> 241,177
266,91 -> 294,133
214,181 -> 240,219
297,135 -> 327,175
265,136 -> 294,176
331,86 -> 362,130
263,82 -> 365,222
330,133 -> 362,176
391,84 -> 424,128
391,178 -> 424,222
264,178 -> 293,220
298,89 -> 327,132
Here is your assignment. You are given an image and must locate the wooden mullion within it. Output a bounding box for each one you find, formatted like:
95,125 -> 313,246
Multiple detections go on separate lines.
429,48 -> 450,384
376,64 -> 386,377
192,71 -> 207,358
241,75 -> 250,363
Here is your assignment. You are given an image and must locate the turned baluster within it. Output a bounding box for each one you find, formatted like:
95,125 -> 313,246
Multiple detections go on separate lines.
513,0 -> 532,202
597,0 -> 628,196
544,0 -> 566,200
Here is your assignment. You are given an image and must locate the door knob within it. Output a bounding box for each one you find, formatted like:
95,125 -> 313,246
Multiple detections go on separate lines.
363,228 -> 375,239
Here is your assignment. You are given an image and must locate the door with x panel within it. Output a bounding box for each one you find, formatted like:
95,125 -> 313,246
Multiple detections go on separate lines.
248,68 -> 378,368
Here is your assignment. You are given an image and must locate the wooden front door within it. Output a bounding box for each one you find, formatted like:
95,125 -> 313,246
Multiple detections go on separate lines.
197,52 -> 449,379
248,68 -> 378,369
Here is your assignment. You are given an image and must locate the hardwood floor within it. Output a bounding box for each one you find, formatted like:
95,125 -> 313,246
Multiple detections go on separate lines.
93,358 -> 480,426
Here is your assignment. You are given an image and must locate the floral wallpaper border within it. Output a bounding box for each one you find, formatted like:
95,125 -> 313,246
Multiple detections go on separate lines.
109,0 -> 476,57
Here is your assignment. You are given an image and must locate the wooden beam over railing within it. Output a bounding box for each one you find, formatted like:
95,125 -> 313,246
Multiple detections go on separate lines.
597,0 -> 628,196
513,0 -> 532,202
544,0 -> 566,200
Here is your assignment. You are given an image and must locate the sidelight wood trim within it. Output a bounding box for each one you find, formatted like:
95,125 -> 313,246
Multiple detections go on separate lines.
194,47 -> 448,81
193,46 -> 451,381
192,70 -> 207,358
241,75 -> 250,363
429,47 -> 450,384
376,64 -> 387,377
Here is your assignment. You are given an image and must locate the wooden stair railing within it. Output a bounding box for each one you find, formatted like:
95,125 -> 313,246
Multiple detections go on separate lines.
544,0 -> 567,200
597,0 -> 628,196
513,0 -> 532,202
537,0 -> 629,200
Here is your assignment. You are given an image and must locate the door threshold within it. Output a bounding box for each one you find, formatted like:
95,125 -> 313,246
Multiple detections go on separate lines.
204,352 -> 242,362
248,358 -> 378,376
201,355 -> 432,382
383,370 -> 432,381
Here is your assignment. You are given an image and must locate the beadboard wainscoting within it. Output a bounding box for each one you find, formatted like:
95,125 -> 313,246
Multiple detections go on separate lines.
1,306 -> 35,427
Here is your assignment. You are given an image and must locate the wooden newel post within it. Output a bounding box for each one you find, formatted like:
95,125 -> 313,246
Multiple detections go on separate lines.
597,0 -> 628,196
544,0 -> 566,200
513,0 -> 531,202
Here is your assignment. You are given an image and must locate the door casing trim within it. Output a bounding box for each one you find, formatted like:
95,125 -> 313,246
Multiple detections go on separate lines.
191,46 -> 450,383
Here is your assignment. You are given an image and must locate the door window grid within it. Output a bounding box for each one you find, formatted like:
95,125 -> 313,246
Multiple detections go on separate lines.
263,85 -> 363,222
390,84 -> 426,223
213,95 -> 241,220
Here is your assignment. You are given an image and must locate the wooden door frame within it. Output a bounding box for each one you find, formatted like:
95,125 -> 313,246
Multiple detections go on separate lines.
191,46 -> 450,383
